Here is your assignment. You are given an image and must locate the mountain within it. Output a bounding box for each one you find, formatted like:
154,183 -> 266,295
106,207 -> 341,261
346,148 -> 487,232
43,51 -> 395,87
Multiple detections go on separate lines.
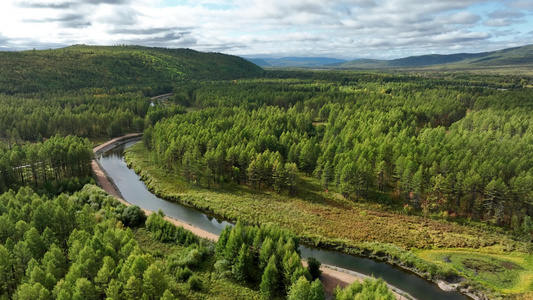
338,44 -> 533,69
243,56 -> 348,67
0,45 -> 264,94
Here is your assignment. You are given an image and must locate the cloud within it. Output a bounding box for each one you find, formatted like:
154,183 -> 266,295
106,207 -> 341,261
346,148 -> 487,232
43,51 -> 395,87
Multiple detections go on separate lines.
488,9 -> 525,19
24,13 -> 91,28
510,0 -> 533,11
17,1 -> 73,9
82,0 -> 130,4
0,0 -> 528,58
447,11 -> 481,24
124,31 -> 197,47
108,27 -> 193,35
0,33 -> 10,47
16,0 -> 130,8
484,8 -> 526,27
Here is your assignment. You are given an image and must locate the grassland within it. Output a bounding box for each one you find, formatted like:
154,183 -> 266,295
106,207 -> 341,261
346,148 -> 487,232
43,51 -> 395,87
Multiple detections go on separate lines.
125,142 -> 533,298
416,248 -> 533,298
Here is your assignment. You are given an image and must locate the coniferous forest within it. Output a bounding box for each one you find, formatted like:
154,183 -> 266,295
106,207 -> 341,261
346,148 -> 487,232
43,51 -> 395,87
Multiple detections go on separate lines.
144,72 -> 533,230
1,45 -> 533,299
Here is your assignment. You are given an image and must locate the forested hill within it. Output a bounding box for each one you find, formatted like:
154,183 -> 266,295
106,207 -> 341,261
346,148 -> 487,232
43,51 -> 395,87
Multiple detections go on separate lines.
0,45 -> 264,94
338,44 -> 533,69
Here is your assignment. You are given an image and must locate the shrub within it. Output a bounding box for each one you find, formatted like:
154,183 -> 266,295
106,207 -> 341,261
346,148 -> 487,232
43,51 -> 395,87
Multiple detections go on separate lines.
214,260 -> 232,279
176,266 -> 193,282
121,205 -> 146,227
188,275 -> 203,291
307,257 -> 322,280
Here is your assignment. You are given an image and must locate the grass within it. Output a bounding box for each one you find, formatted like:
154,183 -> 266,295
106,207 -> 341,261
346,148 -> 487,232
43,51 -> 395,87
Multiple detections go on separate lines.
125,142 -> 533,297
415,248 -> 533,298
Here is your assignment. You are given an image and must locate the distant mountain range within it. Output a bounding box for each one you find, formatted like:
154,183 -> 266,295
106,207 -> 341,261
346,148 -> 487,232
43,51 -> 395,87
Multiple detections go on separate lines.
245,44 -> 533,69
338,44 -> 533,69
244,57 -> 348,67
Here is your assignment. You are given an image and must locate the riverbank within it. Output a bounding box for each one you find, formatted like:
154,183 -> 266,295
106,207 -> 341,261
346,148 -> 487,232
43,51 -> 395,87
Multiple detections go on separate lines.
92,135 -> 410,298
92,134 -> 218,241
126,142 -> 499,296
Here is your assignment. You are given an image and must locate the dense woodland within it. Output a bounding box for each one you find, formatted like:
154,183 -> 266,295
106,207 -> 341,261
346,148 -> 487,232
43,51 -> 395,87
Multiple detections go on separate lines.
0,184 -> 394,300
144,72 -> 533,234
2,45 -> 533,298
0,135 -> 93,194
0,45 -> 263,95
0,91 -> 188,142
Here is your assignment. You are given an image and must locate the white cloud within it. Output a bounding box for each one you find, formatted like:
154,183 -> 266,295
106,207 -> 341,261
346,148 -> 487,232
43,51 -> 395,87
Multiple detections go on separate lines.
0,0 -> 528,58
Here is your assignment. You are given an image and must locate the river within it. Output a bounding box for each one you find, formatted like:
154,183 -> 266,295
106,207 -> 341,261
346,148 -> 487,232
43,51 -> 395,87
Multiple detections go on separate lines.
97,139 -> 468,300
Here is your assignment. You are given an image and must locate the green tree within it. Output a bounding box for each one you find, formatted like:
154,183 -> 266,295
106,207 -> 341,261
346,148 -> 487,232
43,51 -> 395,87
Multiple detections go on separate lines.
306,257 -> 322,281
260,255 -> 279,300
143,262 -> 168,300
287,276 -> 310,300
72,278 -> 96,300
285,163 -> 299,195
309,279 -> 325,300
232,244 -> 251,282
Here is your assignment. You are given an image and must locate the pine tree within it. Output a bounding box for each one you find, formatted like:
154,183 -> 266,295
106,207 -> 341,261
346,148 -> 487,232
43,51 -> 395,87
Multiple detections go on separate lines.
143,262 -> 168,300
232,244 -> 251,282
287,276 -> 310,300
273,161 -> 286,193
94,256 -> 116,298
309,279 -> 325,300
259,237 -> 274,270
224,222 -> 243,264
306,257 -> 322,281
260,255 -> 279,300
215,225 -> 231,260
285,163 -> 299,195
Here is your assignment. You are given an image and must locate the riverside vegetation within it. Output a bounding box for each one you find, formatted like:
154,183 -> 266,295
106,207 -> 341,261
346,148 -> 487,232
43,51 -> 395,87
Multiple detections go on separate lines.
0,46 -> 398,299
2,183 -> 389,299
0,183 -> 396,299
126,70 -> 533,298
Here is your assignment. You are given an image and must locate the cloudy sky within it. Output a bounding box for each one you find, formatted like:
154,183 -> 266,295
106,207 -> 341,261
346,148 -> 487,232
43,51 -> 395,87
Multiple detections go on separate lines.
0,0 -> 532,59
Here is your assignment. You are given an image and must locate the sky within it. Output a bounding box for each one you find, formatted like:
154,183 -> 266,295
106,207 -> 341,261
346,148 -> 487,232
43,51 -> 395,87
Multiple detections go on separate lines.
0,0 -> 532,59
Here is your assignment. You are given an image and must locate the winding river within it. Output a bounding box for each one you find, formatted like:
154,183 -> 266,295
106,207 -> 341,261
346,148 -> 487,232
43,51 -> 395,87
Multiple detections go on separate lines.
97,139 -> 468,300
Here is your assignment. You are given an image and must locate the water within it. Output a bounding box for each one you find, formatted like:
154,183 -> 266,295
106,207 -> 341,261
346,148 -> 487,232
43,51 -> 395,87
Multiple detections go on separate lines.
98,140 -> 232,235
98,140 -> 468,300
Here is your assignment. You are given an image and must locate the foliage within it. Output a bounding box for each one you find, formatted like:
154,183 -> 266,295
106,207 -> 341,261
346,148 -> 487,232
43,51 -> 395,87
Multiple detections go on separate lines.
126,142 -> 527,251
0,135 -> 93,193
188,274 -> 203,291
0,184 -> 266,299
307,257 -> 322,280
142,73 -> 533,232
0,45 -> 263,94
145,210 -> 198,245
213,222 -> 324,299
334,277 -> 396,300
120,205 -> 146,227
416,249 -> 533,296
128,70 -> 533,298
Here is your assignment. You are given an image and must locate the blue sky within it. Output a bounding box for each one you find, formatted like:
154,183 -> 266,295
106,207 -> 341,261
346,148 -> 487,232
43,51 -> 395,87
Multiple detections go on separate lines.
0,0 -> 532,59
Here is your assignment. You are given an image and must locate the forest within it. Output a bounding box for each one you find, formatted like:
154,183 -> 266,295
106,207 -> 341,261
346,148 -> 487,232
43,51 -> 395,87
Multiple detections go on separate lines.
143,72 -> 533,231
0,184 -> 395,300
0,45 -> 263,94
0,46 -> 408,299
119,70 -> 533,298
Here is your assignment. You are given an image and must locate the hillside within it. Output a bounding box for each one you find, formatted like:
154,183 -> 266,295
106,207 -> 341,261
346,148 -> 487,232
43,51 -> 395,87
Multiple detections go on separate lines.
0,45 -> 264,94
338,44 -> 533,69
244,56 -> 348,67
